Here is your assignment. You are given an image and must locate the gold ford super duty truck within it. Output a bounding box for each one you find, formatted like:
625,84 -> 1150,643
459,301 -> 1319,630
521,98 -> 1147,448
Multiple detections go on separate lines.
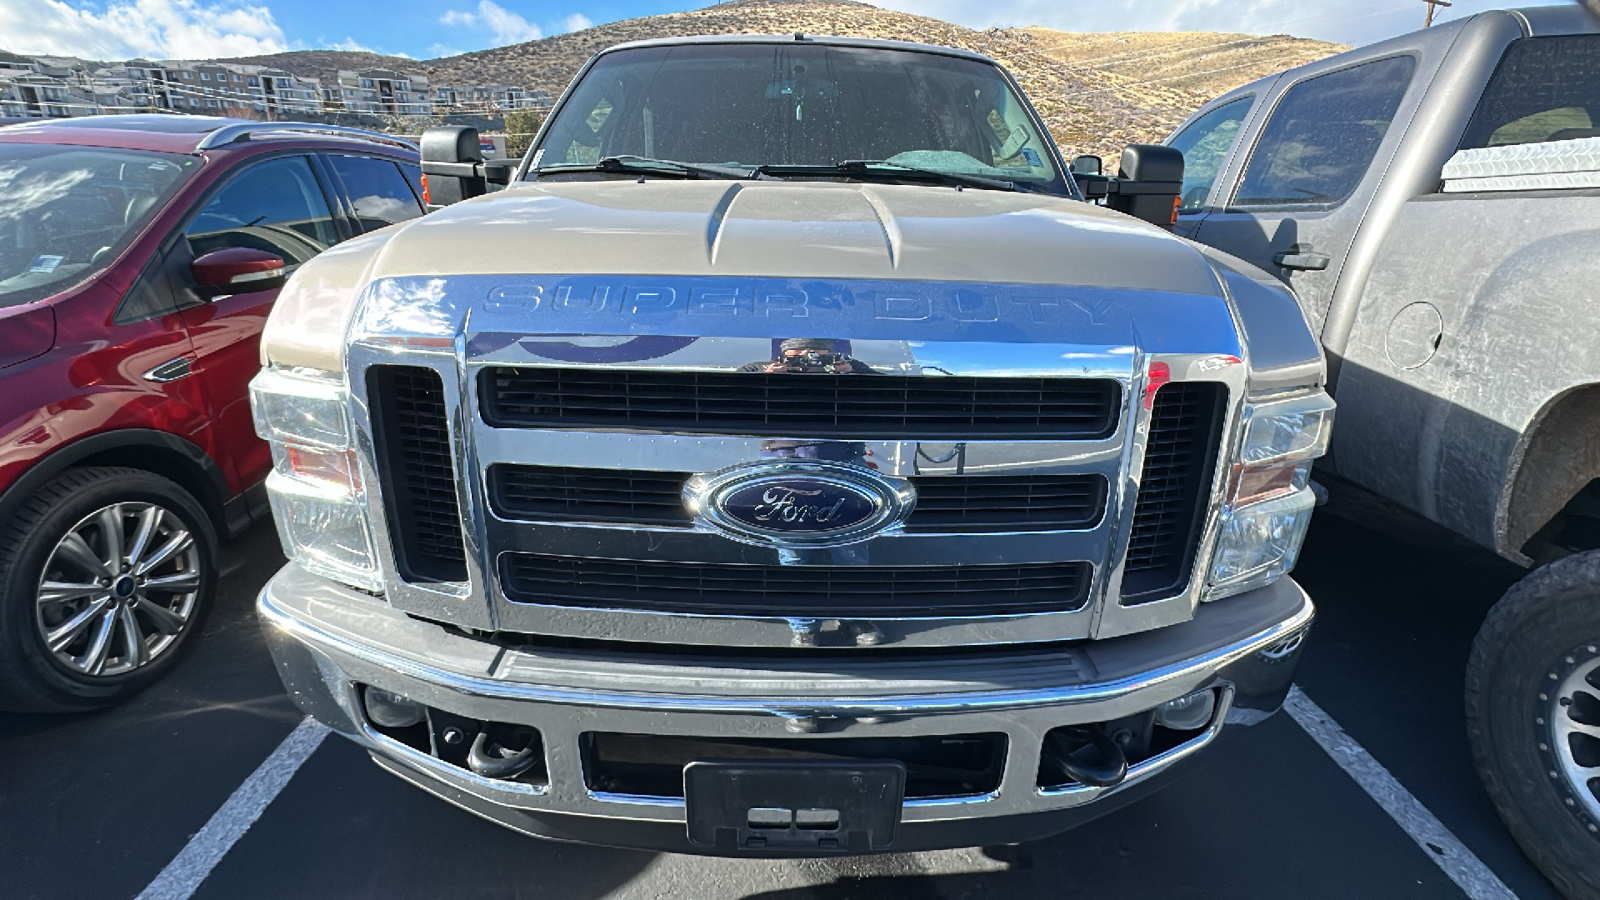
250,34 -> 1332,855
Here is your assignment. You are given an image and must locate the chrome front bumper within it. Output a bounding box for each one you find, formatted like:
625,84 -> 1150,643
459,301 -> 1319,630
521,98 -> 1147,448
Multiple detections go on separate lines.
259,563 -> 1312,854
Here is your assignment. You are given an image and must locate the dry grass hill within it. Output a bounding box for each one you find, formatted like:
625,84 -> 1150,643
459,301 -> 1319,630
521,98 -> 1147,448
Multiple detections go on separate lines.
223,0 -> 1345,159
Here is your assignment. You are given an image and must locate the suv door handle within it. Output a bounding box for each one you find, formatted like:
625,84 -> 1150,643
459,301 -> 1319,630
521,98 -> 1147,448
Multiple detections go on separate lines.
1273,246 -> 1331,271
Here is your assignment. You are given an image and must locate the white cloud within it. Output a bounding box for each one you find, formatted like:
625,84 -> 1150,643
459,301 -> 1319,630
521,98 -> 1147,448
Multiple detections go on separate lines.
0,0 -> 287,59
438,0 -> 541,46
324,37 -> 374,52
560,13 -> 593,33
872,0 -> 1510,47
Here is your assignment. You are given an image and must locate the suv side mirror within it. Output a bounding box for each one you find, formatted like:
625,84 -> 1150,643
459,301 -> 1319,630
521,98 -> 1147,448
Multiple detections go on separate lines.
1105,144 -> 1184,230
191,247 -> 286,296
421,126 -> 488,209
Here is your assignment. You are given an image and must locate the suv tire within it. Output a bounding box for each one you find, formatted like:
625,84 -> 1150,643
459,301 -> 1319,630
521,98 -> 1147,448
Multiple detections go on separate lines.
1467,550 -> 1600,900
0,467 -> 218,712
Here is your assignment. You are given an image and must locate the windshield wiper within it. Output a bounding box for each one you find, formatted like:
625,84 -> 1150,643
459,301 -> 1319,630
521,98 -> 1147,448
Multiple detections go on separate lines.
760,160 -> 1015,192
538,155 -> 762,181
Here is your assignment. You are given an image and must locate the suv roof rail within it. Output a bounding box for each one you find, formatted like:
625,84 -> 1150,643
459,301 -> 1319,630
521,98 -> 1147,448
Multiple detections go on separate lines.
196,122 -> 419,153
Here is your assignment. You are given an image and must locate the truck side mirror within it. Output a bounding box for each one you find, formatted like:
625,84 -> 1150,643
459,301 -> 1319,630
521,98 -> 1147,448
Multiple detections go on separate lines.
1106,144 -> 1184,230
421,126 -> 488,209
1069,155 -> 1102,176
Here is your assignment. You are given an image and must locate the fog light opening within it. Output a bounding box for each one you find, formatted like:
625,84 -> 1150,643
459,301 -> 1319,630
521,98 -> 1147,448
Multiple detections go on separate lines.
364,685 -> 425,728
1155,689 -> 1217,732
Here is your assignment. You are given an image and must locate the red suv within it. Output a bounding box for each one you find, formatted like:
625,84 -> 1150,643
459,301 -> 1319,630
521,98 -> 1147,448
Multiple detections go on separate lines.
0,115 -> 424,711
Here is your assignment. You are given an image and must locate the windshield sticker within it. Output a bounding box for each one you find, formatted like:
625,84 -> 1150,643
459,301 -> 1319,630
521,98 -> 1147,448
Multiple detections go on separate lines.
27,255 -> 63,274
530,148 -> 545,168
1021,148 -> 1043,168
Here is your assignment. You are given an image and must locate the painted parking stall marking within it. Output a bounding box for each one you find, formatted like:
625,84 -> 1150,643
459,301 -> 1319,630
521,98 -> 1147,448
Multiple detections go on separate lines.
136,717 -> 330,900
1285,687 -> 1517,900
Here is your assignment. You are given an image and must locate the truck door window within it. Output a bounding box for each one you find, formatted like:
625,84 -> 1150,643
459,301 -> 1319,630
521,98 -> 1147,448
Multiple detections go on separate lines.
1460,36 -> 1600,149
1232,55 -> 1415,208
326,154 -> 425,232
184,156 -> 335,264
1167,95 -> 1253,212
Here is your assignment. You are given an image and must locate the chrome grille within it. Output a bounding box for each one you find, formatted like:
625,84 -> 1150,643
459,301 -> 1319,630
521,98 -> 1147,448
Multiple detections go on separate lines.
368,365 -> 468,583
500,553 -> 1092,617
480,368 -> 1122,439
1122,382 -> 1227,603
487,465 -> 1108,533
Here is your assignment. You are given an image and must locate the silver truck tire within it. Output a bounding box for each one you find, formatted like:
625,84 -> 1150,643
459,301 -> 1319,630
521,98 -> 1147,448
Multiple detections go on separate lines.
1467,549 -> 1600,900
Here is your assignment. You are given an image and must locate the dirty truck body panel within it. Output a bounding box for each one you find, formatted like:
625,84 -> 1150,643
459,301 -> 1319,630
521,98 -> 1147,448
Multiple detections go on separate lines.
1172,6 -> 1600,562
253,35 -> 1330,855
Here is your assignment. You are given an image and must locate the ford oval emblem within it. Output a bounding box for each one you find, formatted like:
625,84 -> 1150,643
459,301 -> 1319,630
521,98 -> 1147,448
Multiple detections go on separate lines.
684,461 -> 916,548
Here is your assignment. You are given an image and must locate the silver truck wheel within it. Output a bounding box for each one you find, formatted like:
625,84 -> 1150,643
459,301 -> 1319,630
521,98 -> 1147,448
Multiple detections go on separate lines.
1545,644 -> 1600,832
1468,550 -> 1600,899
34,501 -> 201,677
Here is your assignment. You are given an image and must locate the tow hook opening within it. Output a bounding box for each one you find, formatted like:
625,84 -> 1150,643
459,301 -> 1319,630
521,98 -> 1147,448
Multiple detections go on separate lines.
1037,687 -> 1224,790
359,684 -> 548,786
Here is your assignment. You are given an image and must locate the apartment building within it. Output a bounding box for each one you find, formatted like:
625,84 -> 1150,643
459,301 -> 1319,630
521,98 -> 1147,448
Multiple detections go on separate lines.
327,68 -> 431,116
0,51 -> 538,122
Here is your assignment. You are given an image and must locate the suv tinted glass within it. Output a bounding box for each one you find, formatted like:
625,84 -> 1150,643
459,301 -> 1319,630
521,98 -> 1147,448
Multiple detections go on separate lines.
186,156 -> 335,264
1168,95 -> 1253,212
1233,55 -> 1416,208
1460,36 -> 1600,149
0,144 -> 192,308
327,154 -> 424,231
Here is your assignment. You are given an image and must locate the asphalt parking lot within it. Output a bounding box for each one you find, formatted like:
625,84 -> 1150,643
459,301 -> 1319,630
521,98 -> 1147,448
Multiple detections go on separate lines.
0,501 -> 1573,900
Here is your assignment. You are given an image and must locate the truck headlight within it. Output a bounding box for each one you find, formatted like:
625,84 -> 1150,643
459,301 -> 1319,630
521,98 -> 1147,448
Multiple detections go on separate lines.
1205,391 -> 1334,601
250,367 -> 381,592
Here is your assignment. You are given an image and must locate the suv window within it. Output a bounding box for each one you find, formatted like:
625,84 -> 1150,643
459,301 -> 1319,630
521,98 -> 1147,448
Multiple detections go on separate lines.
1460,35 -> 1600,149
326,155 -> 425,232
1168,95 -> 1253,212
1233,55 -> 1416,208
185,156 -> 335,264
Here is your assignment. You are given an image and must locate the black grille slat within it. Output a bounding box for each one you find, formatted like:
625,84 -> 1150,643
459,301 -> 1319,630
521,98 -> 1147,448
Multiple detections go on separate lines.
489,466 -> 1107,533
1121,382 -> 1227,603
482,369 -> 1120,439
369,366 -> 468,582
500,554 -> 1091,617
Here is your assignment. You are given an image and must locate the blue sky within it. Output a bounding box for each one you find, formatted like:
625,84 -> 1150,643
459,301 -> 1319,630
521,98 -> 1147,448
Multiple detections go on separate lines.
1,0 -> 1520,62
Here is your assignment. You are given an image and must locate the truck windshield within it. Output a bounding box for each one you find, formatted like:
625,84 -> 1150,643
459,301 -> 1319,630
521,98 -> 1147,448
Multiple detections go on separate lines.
530,43 -> 1070,195
0,144 -> 193,308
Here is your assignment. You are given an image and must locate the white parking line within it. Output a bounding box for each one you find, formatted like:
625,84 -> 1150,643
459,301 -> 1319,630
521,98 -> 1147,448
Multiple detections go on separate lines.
1285,686 -> 1517,900
135,717 -> 329,900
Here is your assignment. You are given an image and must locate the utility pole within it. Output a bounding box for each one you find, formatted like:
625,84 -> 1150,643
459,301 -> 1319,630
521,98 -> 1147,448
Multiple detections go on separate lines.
1423,0 -> 1453,27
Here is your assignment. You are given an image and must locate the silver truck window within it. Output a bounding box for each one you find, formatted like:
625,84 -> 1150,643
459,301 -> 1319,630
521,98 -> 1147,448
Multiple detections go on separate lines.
1232,55 -> 1416,208
1168,95 -> 1253,212
1460,35 -> 1600,149
531,43 -> 1065,192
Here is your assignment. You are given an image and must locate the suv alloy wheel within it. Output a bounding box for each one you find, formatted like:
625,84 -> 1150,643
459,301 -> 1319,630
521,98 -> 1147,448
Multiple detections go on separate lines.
0,467 -> 218,711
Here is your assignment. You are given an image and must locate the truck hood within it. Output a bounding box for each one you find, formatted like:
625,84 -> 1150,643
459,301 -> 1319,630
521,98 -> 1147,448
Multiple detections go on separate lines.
264,180 -> 1320,394
369,179 -> 1220,293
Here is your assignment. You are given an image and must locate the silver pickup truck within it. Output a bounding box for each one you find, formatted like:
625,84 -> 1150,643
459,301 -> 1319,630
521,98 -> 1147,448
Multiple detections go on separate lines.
251,34 -> 1331,855
1166,6 -> 1600,895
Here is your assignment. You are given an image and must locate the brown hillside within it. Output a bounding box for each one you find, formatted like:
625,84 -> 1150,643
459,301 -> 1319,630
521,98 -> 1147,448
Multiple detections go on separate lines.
221,0 -> 1345,159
